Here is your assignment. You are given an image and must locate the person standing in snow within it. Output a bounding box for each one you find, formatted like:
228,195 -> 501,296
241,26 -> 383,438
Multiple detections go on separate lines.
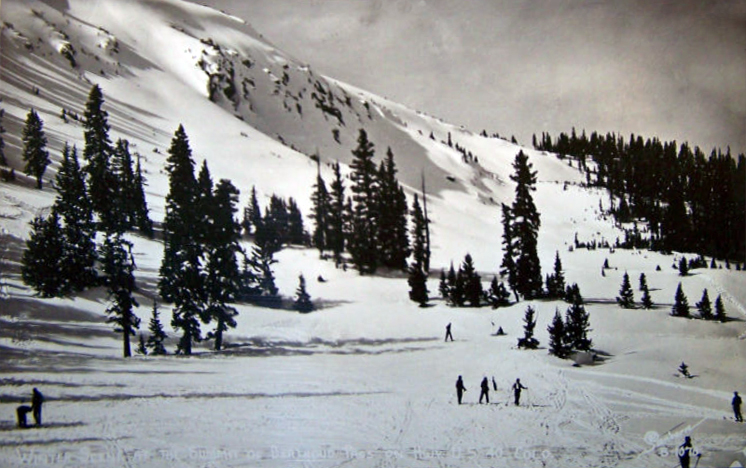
733,391 -> 743,422
479,377 -> 490,404
512,378 -> 527,406
31,387 -> 44,426
677,436 -> 699,468
445,323 -> 454,342
456,376 -> 467,404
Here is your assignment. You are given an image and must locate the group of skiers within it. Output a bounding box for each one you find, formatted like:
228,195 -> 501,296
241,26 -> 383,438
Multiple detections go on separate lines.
16,388 -> 44,428
455,375 -> 528,406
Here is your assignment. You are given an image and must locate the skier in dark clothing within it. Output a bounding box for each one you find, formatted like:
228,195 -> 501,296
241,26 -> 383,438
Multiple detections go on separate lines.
32,388 -> 43,426
479,377 -> 490,404
16,405 -> 32,428
445,323 -> 454,342
512,378 -> 527,406
492,376 -> 497,391
455,376 -> 467,404
678,436 -> 699,468
733,391 -> 743,422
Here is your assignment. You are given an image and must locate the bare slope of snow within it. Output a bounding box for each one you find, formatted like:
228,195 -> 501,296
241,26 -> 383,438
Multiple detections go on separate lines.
0,1 -> 745,467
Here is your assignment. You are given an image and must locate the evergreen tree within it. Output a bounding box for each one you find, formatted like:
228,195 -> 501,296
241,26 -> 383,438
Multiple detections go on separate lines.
678,257 -> 689,276
194,160 -> 214,247
695,288 -> 712,320
21,212 -> 67,297
159,126 -> 203,355
243,185 -> 262,237
311,168 -> 330,255
109,139 -> 137,233
328,162 -> 346,265
517,305 -> 539,349
438,269 -> 449,300
565,283 -> 583,305
375,147 -> 410,270
487,276 -> 511,308
640,281 -> 654,309
21,109 -> 50,189
616,271 -> 635,308
348,129 -> 379,274
136,333 -> 147,355
547,309 -> 570,358
132,154 -> 153,236
565,299 -> 592,351
639,273 -> 648,292
249,242 -> 280,306
407,194 -> 429,306
293,274 -> 314,313
714,294 -> 726,322
146,301 -> 168,355
259,195 -> 286,253
545,251 -> 566,298
204,179 -> 241,351
499,203 -> 518,300
101,233 -> 140,358
287,197 -> 306,245
461,253 -> 482,307
509,151 -> 542,299
53,144 -> 97,291
671,283 -> 690,317
83,85 -> 115,227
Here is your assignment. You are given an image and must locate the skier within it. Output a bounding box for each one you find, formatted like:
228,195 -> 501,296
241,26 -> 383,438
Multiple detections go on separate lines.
512,378 -> 527,406
16,404 -> 32,428
492,376 -> 498,391
677,436 -> 699,468
32,387 -> 44,426
455,376 -> 467,405
733,391 -> 743,422
479,377 -> 490,404
445,323 -> 454,342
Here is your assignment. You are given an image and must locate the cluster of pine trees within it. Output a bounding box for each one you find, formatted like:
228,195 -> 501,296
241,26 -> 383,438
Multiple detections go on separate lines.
310,129 -> 426,275
20,85 -> 153,357
545,292 -> 593,358
535,130 -> 746,263
21,86 -> 152,297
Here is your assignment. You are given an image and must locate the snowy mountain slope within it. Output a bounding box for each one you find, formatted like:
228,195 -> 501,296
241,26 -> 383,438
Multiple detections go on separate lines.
1,1 -> 745,467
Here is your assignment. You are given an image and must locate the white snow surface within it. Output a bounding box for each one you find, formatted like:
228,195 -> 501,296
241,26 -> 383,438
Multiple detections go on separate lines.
0,1 -> 744,467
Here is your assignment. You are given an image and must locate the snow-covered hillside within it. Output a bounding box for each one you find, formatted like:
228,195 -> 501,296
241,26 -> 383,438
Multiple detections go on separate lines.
1,1 -> 744,467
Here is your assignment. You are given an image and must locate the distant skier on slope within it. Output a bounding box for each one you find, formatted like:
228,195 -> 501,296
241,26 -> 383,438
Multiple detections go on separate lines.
445,323 -> 454,342
479,377 -> 490,404
492,376 -> 497,391
677,436 -> 699,468
512,378 -> 527,406
32,388 -> 44,426
456,376 -> 467,404
733,391 -> 743,422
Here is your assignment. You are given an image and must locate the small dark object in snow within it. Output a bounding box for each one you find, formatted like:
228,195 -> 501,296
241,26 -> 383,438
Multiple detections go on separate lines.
317,275 -> 326,283
16,405 -> 32,428
678,362 -> 692,379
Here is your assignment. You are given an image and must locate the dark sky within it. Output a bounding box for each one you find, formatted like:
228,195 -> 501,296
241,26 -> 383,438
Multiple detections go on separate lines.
200,0 -> 746,154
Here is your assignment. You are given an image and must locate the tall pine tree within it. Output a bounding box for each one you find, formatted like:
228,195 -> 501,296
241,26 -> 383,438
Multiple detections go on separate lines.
348,129 -> 379,274
83,85 -> 116,229
616,272 -> 635,308
671,283 -> 690,318
509,150 -> 542,299
101,233 -> 140,358
159,126 -> 203,355
21,212 -> 67,297
146,301 -> 168,355
548,309 -> 570,358
695,289 -> 712,320
407,194 -> 429,306
517,305 -> 540,349
328,162 -> 346,265
53,144 -> 97,291
376,147 -> 410,270
311,165 -> 330,255
21,109 -> 50,189
204,179 -> 241,351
